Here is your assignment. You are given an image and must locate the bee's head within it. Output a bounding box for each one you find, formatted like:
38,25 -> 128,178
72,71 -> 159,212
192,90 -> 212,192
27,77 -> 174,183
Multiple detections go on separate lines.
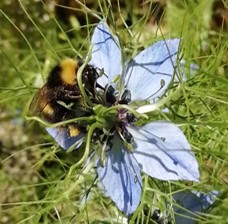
81,64 -> 99,86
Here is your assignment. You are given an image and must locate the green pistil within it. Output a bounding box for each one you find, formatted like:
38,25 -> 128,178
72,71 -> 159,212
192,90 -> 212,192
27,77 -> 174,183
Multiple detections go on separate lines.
94,104 -> 118,122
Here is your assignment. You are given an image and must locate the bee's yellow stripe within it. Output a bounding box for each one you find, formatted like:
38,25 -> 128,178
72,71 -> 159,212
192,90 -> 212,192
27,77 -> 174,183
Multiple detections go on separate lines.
68,125 -> 80,137
60,59 -> 77,85
42,103 -> 54,115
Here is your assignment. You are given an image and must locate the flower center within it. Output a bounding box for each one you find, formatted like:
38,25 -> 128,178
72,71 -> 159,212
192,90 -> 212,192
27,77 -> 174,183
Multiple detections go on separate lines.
91,83 -> 135,151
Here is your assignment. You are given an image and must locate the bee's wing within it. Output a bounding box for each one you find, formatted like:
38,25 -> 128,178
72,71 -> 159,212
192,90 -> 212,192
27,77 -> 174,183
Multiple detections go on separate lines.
29,84 -> 49,116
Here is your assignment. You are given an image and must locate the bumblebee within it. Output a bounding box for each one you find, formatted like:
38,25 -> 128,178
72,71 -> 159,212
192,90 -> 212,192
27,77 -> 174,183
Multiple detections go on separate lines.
30,58 -> 99,136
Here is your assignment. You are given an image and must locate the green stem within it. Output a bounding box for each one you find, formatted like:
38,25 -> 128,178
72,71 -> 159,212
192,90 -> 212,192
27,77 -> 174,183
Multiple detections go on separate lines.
136,86 -> 182,114
67,122 -> 102,177
25,115 -> 96,128
77,46 -> 93,108
64,160 -> 94,198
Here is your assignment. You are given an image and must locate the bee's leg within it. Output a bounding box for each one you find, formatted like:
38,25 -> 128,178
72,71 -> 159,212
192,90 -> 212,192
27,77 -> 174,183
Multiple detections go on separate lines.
58,89 -> 81,100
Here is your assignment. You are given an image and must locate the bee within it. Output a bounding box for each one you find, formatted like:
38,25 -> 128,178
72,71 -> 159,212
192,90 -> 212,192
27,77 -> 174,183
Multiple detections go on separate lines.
30,58 -> 99,137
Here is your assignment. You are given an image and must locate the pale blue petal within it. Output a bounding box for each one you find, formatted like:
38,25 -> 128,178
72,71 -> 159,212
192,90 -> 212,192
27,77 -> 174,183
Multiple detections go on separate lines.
97,134 -> 142,215
46,127 -> 84,150
172,190 -> 218,224
125,39 -> 180,102
89,21 -> 122,87
127,121 -> 199,181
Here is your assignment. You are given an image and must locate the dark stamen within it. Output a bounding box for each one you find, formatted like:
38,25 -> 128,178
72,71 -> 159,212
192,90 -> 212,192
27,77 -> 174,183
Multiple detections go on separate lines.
105,84 -> 116,105
120,126 -> 134,144
119,89 -> 131,104
126,113 -> 136,123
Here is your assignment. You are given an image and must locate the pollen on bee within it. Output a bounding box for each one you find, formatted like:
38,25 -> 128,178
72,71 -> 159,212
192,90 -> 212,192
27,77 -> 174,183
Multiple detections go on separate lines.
68,125 -> 80,137
42,103 -> 54,115
60,59 -> 78,85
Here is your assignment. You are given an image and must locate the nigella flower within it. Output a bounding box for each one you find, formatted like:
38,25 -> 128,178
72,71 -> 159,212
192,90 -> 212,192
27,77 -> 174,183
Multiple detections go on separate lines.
47,21 -> 200,215
147,190 -> 219,223
171,190 -> 219,223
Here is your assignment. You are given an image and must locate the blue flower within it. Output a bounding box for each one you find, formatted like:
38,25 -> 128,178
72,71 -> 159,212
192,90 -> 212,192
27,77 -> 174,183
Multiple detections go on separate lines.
171,190 -> 219,223
148,190 -> 218,223
47,21 -> 200,215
